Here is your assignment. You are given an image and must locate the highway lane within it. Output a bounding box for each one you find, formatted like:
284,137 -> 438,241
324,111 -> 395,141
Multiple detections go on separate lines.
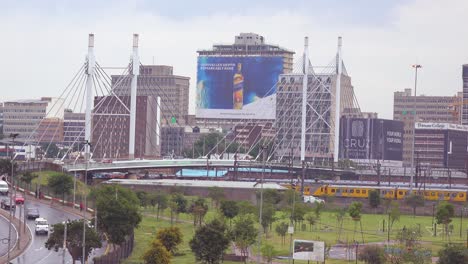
0,209 -> 18,260
11,199 -> 79,264
11,199 -> 107,264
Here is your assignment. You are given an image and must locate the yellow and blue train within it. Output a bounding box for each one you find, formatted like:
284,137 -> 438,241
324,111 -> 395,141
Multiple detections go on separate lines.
284,184 -> 467,202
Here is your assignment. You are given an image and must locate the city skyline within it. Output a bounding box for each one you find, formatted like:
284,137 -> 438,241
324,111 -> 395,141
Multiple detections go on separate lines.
1,0 -> 468,119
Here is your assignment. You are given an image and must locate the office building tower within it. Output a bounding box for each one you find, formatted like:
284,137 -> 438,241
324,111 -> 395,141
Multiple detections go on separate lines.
393,88 -> 461,166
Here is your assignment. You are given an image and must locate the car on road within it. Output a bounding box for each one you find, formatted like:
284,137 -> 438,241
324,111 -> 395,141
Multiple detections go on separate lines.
35,218 -> 49,235
27,208 -> 40,219
0,180 -> 8,195
14,194 -> 24,204
1,197 -> 16,210
303,195 -> 325,204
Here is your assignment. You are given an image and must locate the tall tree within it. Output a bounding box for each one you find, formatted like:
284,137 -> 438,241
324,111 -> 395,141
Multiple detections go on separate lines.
207,187 -> 224,209
388,201 -> 401,241
47,173 -> 74,204
259,203 -> 275,235
368,190 -> 381,212
261,243 -> 278,264
136,191 -> 149,208
91,185 -> 142,246
153,193 -> 168,219
220,200 -> 239,226
436,202 -> 455,240
275,222 -> 288,245
143,239 -> 172,264
156,226 -> 183,255
405,194 -> 425,217
189,219 -> 231,264
231,216 -> 257,261
20,171 -> 37,192
171,193 -> 187,223
189,197 -> 209,227
45,219 -> 102,263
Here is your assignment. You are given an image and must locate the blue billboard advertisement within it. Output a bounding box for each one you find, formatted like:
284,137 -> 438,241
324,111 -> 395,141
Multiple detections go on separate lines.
196,56 -> 283,119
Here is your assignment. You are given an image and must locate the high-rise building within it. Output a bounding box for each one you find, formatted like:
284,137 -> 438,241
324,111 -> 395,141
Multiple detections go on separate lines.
393,88 -> 461,166
196,33 -> 294,128
3,99 -> 48,139
414,122 -> 468,169
0,103 -> 4,136
36,117 -> 64,143
63,109 -> 85,146
112,65 -> 190,126
275,69 -> 359,162
91,95 -> 159,159
462,64 -> 468,125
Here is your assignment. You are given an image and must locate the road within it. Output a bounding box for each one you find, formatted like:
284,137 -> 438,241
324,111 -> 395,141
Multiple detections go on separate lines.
10,199 -> 106,264
0,209 -> 18,260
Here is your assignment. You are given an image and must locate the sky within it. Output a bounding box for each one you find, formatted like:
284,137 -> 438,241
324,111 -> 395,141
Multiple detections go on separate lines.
1,0 -> 467,119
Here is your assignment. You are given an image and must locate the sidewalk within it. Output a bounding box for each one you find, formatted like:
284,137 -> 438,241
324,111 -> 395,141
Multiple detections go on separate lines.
0,207 -> 31,264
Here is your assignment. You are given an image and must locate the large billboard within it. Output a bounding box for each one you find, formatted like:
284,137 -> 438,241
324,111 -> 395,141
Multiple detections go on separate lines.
293,240 -> 325,261
340,118 -> 403,164
196,56 -> 284,119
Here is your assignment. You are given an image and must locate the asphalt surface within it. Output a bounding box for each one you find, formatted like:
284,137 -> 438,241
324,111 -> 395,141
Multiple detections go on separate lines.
9,198 -> 106,264
0,209 -> 18,260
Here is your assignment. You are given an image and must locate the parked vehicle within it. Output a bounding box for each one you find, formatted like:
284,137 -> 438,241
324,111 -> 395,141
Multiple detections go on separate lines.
35,218 -> 49,235
27,208 -> 40,219
303,195 -> 325,204
1,197 -> 16,210
0,181 -> 8,195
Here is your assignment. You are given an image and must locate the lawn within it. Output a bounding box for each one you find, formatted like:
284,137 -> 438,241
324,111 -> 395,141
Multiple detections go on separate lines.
124,199 -> 468,263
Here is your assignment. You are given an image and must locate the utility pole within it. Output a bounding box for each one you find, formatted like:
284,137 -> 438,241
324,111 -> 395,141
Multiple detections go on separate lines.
82,140 -> 91,264
7,133 -> 19,262
63,220 -> 68,264
257,145 -> 266,264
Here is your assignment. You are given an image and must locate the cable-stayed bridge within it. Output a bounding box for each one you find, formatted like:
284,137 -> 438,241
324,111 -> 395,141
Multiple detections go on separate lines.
16,33 -> 362,182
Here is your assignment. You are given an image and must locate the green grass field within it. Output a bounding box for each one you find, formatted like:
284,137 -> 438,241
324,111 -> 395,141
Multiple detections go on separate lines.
124,200 -> 468,263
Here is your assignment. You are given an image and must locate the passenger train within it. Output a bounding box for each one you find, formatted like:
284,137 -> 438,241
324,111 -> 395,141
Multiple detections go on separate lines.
284,184 -> 467,202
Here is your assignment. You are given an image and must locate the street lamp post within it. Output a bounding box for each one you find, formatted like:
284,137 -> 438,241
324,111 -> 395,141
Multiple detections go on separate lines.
7,133 -> 19,262
82,140 -> 91,264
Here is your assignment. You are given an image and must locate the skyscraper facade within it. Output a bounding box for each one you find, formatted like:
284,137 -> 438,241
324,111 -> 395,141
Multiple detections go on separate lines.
393,88 -> 461,167
462,64 -> 468,125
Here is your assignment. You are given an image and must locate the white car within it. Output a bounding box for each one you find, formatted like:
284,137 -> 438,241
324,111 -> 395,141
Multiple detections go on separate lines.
303,195 -> 325,204
0,181 -> 8,195
35,218 -> 49,235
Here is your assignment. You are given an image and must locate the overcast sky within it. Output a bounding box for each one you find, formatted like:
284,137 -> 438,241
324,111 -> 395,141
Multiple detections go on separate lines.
1,0 -> 467,119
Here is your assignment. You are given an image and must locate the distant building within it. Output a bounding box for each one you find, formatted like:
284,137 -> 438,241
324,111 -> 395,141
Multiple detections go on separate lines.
393,88 -> 461,166
2,97 -> 65,140
112,65 -> 190,126
414,122 -> 468,169
462,64 -> 468,125
63,110 -> 85,146
0,103 -> 4,136
91,95 -> 159,159
36,117 -> 64,143
196,33 -> 294,128
233,122 -> 274,152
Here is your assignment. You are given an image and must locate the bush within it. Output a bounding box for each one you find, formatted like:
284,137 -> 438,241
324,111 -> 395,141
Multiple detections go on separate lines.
358,245 -> 385,264
143,239 -> 172,264
156,227 -> 183,254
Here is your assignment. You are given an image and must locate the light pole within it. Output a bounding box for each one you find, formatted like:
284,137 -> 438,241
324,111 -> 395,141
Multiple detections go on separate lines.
410,64 -> 422,190
7,133 -> 19,262
82,140 -> 91,264
257,145 -> 266,264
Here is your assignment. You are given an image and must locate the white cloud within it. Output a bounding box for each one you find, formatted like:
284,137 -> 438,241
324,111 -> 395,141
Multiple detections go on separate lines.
0,0 -> 467,119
